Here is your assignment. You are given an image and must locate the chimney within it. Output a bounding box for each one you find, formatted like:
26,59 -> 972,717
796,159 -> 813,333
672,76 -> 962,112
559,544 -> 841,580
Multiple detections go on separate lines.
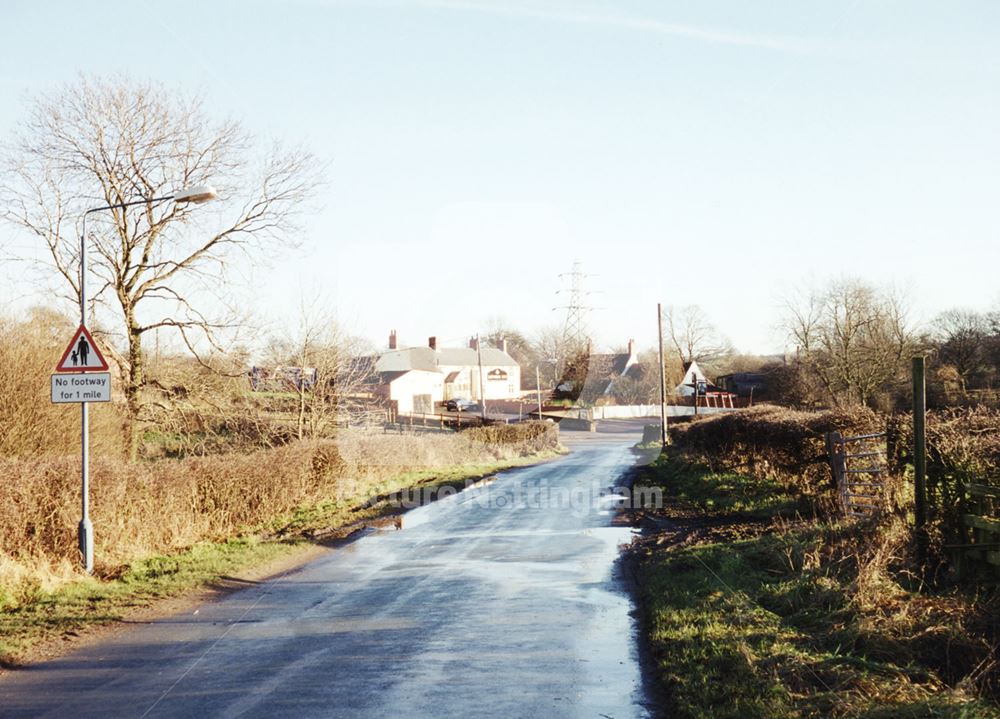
497,338 -> 508,354
428,336 -> 437,350
628,338 -> 635,356
469,336 -> 479,351
388,330 -> 397,350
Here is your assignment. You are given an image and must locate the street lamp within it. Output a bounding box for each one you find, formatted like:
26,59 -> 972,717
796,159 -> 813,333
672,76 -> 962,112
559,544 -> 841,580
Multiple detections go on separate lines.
76,185 -> 217,573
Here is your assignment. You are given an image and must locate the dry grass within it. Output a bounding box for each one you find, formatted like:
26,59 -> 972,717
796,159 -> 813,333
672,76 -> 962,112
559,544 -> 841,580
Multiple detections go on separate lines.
0,423 -> 560,610
637,452 -> 1000,716
0,309 -> 124,458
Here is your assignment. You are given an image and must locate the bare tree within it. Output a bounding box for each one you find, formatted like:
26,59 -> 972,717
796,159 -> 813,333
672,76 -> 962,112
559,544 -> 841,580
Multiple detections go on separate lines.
532,323 -> 577,390
932,309 -> 991,391
611,362 -> 660,405
0,76 -> 319,455
783,279 -> 915,407
665,305 -> 732,368
265,299 -> 377,439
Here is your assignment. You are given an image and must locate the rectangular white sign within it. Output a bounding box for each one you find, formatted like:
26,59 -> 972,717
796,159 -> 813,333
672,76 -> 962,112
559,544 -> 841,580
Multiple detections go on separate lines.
51,373 -> 112,403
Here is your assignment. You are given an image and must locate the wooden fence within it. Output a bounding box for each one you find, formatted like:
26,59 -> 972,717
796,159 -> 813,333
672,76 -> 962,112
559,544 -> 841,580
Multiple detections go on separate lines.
955,483 -> 1000,575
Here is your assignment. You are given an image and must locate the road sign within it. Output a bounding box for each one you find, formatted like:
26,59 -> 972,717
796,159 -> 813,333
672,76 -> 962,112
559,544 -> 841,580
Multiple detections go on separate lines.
51,372 -> 112,403
56,325 -> 109,372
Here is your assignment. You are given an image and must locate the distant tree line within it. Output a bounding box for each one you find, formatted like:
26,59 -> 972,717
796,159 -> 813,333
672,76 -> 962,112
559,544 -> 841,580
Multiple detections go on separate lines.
777,278 -> 1000,411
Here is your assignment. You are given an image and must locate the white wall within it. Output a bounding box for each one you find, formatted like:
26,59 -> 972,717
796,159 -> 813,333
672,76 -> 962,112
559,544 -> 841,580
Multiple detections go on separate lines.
390,370 -> 444,414
589,405 -> 736,419
441,364 -> 521,401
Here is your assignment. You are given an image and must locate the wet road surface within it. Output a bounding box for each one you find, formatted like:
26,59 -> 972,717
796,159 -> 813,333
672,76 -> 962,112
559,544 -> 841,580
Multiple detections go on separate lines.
1,424 -> 651,718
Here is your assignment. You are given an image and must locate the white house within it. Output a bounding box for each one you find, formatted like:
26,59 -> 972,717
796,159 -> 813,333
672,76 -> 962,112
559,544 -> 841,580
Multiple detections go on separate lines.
674,360 -> 709,397
373,332 -> 521,415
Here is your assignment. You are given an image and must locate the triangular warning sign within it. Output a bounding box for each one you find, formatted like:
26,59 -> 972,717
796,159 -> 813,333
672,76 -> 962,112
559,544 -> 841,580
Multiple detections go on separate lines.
56,325 -> 109,372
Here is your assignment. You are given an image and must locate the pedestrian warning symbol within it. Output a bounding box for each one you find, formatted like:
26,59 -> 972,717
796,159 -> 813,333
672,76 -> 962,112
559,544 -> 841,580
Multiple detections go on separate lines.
55,325 -> 109,372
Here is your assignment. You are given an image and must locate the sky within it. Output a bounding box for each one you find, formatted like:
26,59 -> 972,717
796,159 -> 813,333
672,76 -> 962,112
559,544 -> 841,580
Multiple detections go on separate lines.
2,0 -> 999,356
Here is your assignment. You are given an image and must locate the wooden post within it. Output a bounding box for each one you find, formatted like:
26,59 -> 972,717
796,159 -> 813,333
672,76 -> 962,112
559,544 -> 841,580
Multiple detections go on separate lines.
826,431 -> 844,494
657,303 -> 668,447
913,356 -> 927,564
536,365 -> 543,419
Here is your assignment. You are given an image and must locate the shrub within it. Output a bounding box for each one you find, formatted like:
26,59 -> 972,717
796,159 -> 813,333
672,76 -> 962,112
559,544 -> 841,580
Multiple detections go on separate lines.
667,406 -> 884,509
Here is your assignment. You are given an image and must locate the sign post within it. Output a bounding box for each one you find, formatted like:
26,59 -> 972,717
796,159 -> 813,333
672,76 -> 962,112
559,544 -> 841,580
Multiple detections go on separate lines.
53,248 -> 111,573
52,321 -> 109,574
58,187 -> 213,573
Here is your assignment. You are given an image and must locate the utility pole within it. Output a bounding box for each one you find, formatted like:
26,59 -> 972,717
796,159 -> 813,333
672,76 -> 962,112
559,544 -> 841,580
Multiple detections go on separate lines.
536,365 -> 543,419
476,334 -> 487,422
657,303 -> 668,447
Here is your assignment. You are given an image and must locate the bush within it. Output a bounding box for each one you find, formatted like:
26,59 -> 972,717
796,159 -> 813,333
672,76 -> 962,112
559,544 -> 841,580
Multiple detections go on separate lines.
667,406 -> 884,510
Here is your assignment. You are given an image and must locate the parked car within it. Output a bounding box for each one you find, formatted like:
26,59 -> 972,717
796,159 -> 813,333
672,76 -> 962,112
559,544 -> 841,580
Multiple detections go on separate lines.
446,398 -> 480,412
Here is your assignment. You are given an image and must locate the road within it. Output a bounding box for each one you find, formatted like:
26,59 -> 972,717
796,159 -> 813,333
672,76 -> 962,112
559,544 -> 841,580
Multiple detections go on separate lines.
1,422 -> 651,718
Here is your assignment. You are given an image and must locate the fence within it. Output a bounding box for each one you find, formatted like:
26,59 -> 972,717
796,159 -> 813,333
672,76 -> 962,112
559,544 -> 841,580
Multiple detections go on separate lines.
953,483 -> 1000,575
826,431 -> 889,518
587,404 -> 737,420
387,411 -> 513,432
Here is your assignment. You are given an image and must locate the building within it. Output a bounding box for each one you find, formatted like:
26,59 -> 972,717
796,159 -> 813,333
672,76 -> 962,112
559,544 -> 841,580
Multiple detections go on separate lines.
674,360 -> 709,397
674,359 -> 739,407
556,340 -> 641,404
715,371 -> 771,398
373,332 -> 521,415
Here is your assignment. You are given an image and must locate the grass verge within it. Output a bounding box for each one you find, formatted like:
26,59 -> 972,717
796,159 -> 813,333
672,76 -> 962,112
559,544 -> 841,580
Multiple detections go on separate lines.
0,449 -> 562,667
632,452 -> 1000,719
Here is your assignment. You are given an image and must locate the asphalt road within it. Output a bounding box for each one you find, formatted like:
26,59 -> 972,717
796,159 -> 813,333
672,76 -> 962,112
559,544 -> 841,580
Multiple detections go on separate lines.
1,422 -> 651,718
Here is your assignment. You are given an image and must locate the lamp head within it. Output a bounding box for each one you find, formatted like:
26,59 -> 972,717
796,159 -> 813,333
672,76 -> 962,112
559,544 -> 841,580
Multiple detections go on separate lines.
172,185 -> 217,204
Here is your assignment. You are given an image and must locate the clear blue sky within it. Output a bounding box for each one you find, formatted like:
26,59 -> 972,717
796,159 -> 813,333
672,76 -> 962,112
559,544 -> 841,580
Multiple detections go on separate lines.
3,0 -> 999,354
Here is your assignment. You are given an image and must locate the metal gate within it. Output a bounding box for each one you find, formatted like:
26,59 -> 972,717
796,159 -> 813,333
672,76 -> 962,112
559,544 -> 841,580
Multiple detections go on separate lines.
826,431 -> 888,517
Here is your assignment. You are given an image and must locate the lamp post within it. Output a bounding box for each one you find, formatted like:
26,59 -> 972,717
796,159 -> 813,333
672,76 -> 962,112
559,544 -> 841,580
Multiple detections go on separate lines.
76,185 -> 216,573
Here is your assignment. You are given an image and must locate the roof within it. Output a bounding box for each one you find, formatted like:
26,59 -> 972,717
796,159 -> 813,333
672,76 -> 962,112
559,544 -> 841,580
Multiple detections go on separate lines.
436,347 -> 518,367
374,345 -> 518,374
444,370 -> 461,383
716,372 -> 770,381
375,347 -> 438,373
584,353 -> 632,380
681,360 -> 707,378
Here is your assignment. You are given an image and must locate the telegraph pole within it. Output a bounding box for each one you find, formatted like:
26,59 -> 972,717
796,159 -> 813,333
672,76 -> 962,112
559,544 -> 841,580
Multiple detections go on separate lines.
476,335 -> 487,421
536,365 -> 543,419
913,356 -> 927,565
657,303 -> 668,447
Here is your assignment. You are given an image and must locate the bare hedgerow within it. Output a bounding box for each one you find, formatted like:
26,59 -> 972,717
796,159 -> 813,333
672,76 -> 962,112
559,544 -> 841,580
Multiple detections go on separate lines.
0,423 -> 560,608
668,405 -> 884,509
